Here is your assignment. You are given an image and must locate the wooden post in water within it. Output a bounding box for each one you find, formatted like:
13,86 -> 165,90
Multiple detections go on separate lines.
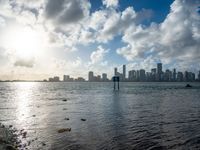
112,76 -> 120,90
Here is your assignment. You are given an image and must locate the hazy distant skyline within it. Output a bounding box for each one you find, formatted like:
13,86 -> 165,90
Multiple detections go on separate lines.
0,0 -> 200,80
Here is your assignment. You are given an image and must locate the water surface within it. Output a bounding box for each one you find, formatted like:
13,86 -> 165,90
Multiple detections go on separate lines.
0,82 -> 200,149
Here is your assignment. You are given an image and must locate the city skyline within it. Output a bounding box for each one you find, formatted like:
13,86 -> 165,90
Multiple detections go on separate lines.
0,0 -> 200,80
43,63 -> 200,82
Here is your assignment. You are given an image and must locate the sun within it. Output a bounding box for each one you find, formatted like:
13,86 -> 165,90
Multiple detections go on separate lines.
4,26 -> 44,59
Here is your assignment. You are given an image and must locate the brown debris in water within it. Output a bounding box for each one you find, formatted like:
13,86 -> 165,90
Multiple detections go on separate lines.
57,128 -> 71,133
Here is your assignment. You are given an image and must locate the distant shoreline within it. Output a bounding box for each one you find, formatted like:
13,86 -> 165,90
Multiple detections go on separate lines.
0,81 -> 199,83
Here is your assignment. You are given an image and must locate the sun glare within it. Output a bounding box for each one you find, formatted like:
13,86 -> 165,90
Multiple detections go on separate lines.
4,26 -> 44,59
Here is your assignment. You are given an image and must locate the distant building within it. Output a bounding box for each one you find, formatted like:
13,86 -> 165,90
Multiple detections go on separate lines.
63,75 -> 70,81
173,68 -> 176,81
157,63 -> 162,81
164,69 -> 171,82
88,71 -> 94,81
114,68 -> 117,76
63,75 -> 73,81
49,78 -> 53,82
139,69 -> 146,81
136,70 -> 140,81
113,63 -> 198,82
97,75 -> 101,81
75,77 -> 85,82
128,70 -> 136,81
123,65 -> 126,80
49,76 -> 60,82
54,76 -> 60,82
184,71 -> 195,82
146,72 -> 151,81
151,68 -> 157,81
102,73 -> 108,81
177,72 -> 183,82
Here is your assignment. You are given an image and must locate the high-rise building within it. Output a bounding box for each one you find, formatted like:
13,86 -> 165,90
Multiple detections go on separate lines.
164,69 -> 171,82
151,68 -> 157,81
102,73 -> 107,81
88,71 -> 94,81
128,70 -> 136,81
123,65 -> 126,80
114,68 -> 117,76
63,75 -> 70,81
50,76 -> 59,82
173,68 -> 176,81
184,71 -> 189,81
157,63 -> 162,81
139,69 -> 146,81
146,72 -> 151,81
177,72 -> 183,82
97,75 -> 101,81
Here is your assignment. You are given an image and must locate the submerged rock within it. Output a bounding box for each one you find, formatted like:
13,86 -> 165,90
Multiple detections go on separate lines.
64,118 -> 69,120
185,84 -> 192,88
58,128 -> 71,133
81,119 -> 86,121
62,99 -> 68,102
0,124 -> 22,150
6,145 -> 16,150
42,142 -> 46,146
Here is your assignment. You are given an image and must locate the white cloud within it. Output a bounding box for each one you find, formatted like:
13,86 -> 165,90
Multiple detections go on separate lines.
102,0 -> 119,8
90,46 -> 109,64
0,0 -> 199,79
117,0 -> 200,69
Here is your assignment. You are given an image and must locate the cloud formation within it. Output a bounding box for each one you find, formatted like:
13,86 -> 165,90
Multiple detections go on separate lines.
117,0 -> 200,68
14,58 -> 35,68
0,0 -> 199,80
102,0 -> 119,8
90,46 -> 109,64
45,0 -> 90,24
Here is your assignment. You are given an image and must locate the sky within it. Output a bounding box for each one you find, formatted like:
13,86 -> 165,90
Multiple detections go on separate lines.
0,0 -> 200,80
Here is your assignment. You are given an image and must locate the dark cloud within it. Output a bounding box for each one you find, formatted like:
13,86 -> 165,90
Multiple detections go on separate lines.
14,58 -> 34,68
45,0 -> 88,24
135,8 -> 154,24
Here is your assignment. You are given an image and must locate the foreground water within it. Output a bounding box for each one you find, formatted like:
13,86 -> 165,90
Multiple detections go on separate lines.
0,82 -> 200,150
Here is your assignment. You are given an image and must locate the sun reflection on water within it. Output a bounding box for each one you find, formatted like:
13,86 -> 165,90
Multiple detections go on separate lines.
15,82 -> 37,125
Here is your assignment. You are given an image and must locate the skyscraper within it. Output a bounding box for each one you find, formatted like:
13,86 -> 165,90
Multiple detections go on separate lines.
177,72 -> 183,82
128,70 -> 136,81
114,67 -> 117,76
102,73 -> 107,81
88,71 -> 94,81
157,63 -> 162,81
139,69 -> 146,81
63,75 -> 70,81
151,68 -> 157,81
123,65 -> 126,80
173,68 -> 176,81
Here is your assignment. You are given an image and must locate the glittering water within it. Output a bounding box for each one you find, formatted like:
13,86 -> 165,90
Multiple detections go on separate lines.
0,82 -> 200,150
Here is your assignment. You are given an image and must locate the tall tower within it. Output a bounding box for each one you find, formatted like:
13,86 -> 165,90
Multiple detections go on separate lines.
88,71 -> 94,81
157,63 -> 162,81
173,68 -> 176,81
114,67 -> 117,76
123,65 -> 126,80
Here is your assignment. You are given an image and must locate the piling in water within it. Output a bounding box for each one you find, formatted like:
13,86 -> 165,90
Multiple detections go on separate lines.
112,76 -> 120,90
